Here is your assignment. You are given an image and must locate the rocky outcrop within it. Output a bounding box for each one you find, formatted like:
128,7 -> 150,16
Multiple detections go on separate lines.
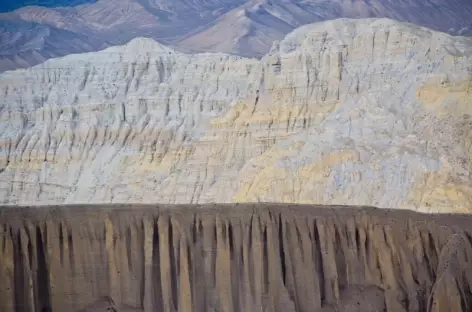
0,18 -> 471,212
1,204 -> 472,312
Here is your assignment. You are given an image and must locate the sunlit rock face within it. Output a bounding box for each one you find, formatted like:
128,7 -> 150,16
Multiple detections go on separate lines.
0,18 -> 471,212
1,204 -> 472,312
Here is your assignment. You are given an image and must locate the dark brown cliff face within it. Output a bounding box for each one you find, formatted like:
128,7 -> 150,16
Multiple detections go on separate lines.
0,204 -> 471,312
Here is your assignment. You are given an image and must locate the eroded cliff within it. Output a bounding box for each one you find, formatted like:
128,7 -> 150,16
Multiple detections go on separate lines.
0,204 -> 472,312
0,18 -> 472,211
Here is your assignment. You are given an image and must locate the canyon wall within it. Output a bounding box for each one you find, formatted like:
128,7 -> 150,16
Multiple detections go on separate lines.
0,18 -> 471,212
1,204 -> 472,312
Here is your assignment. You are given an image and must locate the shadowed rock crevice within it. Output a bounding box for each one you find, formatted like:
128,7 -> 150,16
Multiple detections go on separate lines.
0,204 -> 472,312
36,225 -> 51,312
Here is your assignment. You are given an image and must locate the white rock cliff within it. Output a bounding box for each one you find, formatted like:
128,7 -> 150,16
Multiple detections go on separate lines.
0,18 -> 471,212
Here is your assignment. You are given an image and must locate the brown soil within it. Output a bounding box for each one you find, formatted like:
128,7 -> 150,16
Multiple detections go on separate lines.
0,204 -> 471,311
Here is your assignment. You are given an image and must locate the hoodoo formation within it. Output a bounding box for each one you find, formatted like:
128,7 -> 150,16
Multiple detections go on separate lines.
1,204 -> 472,312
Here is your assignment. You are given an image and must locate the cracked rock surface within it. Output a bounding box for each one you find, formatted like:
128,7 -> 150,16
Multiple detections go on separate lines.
1,204 -> 472,312
0,18 -> 471,212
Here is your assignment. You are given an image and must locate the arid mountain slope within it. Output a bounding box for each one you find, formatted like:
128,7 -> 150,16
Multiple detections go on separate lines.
0,18 -> 471,211
176,0 -> 472,56
0,19 -> 110,72
1,0 -> 472,71
11,0 -> 242,40
1,204 -> 472,312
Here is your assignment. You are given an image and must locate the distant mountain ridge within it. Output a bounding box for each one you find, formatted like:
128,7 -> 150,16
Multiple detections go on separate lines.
177,0 -> 472,56
0,19 -> 110,72
0,0 -> 472,72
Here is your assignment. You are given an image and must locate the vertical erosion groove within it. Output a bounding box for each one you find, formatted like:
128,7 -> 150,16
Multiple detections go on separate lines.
278,214 -> 287,286
193,217 -> 205,312
334,225 -> 347,290
228,222 -> 234,256
262,224 -> 269,296
126,226 -> 133,274
168,218 -> 178,311
152,219 -> 163,312
13,230 -> 25,312
67,230 -> 74,273
58,223 -> 64,266
140,221 -> 146,310
313,219 -> 326,303
36,225 -> 51,311
1,206 -> 472,312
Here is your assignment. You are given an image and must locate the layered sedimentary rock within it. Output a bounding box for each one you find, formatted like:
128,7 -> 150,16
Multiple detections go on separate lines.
0,18 -> 472,212
1,204 -> 472,312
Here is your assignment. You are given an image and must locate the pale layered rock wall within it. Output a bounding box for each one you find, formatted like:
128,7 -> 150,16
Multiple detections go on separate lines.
0,18 -> 471,212
1,204 -> 472,312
